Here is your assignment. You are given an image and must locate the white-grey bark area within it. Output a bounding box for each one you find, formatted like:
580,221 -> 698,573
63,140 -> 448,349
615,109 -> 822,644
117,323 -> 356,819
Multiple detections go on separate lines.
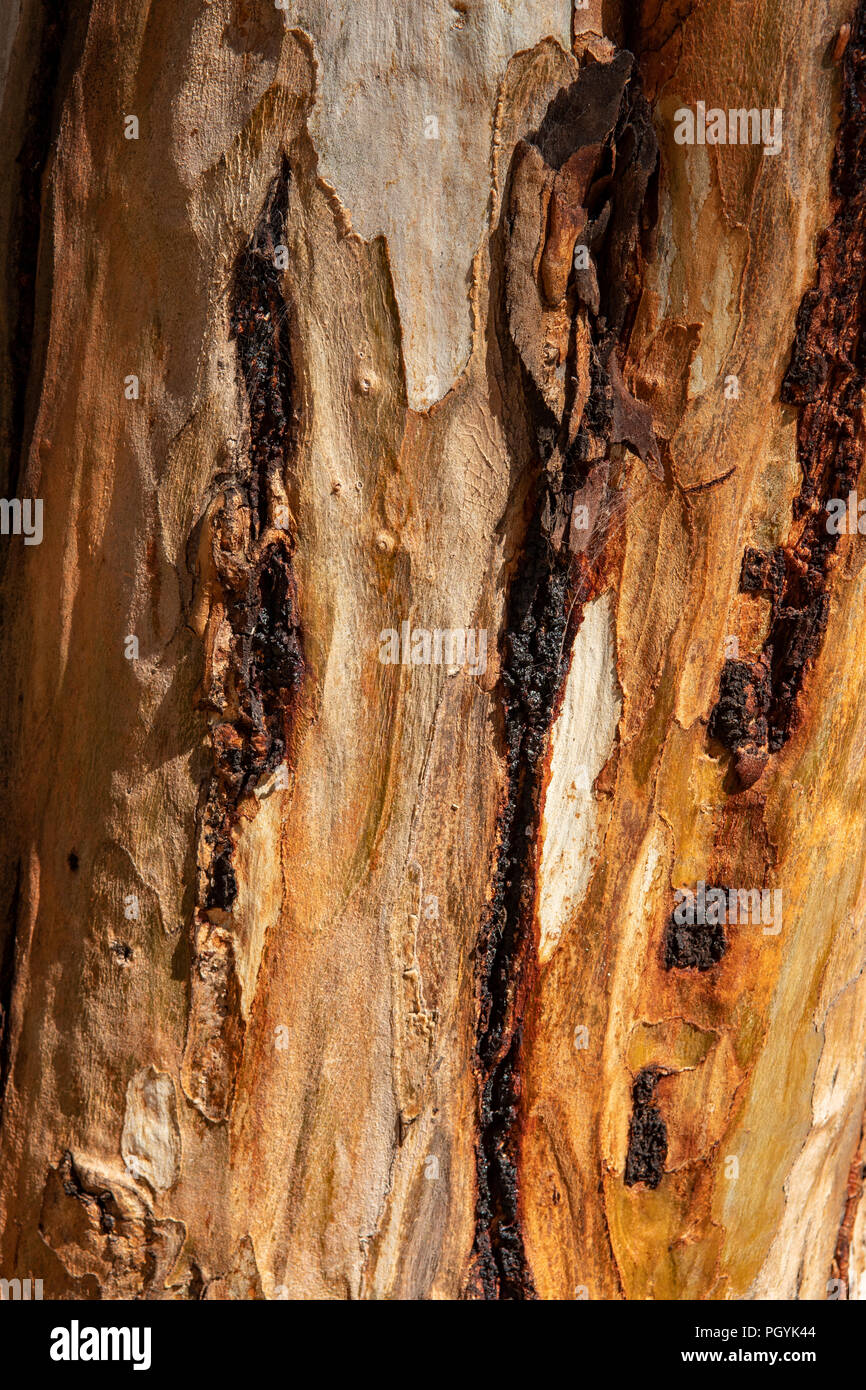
1,0 -> 866,1303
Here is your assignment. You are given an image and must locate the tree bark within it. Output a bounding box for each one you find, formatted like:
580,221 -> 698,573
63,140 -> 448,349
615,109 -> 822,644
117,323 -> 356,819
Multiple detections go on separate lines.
1,0 -> 865,1301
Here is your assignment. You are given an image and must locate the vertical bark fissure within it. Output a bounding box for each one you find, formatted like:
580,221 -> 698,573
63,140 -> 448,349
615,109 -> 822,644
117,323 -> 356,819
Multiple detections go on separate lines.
1,0 -> 83,502
0,3 -> 84,1044
0,858 -> 22,1131
708,3 -> 866,788
469,54 -> 658,1299
181,160 -> 304,1122
624,1066 -> 668,1190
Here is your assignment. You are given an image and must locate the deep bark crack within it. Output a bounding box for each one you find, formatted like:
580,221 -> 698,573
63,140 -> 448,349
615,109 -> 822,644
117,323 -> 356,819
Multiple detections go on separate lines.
624,1067 -> 668,1190
181,159 -> 304,1122
468,52 -> 658,1299
709,2 -> 866,787
1,0 -> 86,502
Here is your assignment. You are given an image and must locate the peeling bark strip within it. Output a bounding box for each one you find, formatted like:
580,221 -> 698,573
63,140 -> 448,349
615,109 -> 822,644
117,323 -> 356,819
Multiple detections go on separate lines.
181,161 -> 303,1122
709,4 -> 866,789
624,1068 -> 667,1190
831,1119 -> 865,1294
469,52 -> 658,1300
41,1150 -> 191,1298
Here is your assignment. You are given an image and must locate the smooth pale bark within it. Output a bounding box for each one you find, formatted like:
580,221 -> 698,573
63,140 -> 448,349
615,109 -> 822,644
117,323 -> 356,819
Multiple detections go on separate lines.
0,0 -> 864,1302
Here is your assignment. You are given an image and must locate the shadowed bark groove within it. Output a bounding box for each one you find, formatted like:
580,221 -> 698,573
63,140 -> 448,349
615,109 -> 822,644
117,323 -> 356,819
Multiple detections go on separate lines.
0,0 -> 78,503
709,1 -> 866,789
469,49 -> 658,1300
624,1067 -> 668,1190
181,162 -> 304,1123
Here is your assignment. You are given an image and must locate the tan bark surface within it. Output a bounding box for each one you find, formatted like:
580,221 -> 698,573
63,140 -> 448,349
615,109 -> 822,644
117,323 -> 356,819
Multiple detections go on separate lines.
0,0 -> 865,1301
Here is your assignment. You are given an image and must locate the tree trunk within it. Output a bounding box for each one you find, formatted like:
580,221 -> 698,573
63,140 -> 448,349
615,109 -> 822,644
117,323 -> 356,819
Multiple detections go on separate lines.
1,0 -> 865,1301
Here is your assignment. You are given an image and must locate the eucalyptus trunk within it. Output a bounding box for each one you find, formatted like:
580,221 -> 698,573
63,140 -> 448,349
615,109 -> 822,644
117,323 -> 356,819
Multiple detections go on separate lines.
1,0 -> 865,1302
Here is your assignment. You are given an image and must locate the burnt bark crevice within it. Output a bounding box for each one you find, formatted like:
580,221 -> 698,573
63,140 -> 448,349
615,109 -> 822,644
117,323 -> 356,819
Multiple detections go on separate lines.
624,1067 -> 668,1189
229,156 -> 296,539
203,157 -> 304,869
709,1 -> 866,788
663,891 -> 728,971
197,153 -> 304,913
469,53 -> 658,1299
182,160 -> 304,1121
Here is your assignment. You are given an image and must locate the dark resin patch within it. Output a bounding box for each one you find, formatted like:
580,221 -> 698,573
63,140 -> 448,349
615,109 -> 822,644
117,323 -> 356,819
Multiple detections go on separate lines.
470,53 -> 658,1299
624,1068 -> 667,1189
664,914 -> 727,971
739,546 -> 785,602
205,849 -> 238,913
709,8 -> 866,781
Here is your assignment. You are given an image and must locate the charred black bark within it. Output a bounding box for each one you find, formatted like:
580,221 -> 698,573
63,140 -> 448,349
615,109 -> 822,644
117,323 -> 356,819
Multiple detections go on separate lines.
469,495 -> 576,1302
182,161 -> 303,1121
709,3 -> 866,787
664,891 -> 728,972
229,158 -> 297,539
196,156 -> 303,921
624,1067 -> 668,1189
469,55 -> 658,1300
199,159 -> 303,895
708,654 -> 773,789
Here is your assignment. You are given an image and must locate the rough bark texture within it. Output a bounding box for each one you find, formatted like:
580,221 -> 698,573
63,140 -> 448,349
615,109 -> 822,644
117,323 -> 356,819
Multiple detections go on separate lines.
1,0 -> 866,1301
